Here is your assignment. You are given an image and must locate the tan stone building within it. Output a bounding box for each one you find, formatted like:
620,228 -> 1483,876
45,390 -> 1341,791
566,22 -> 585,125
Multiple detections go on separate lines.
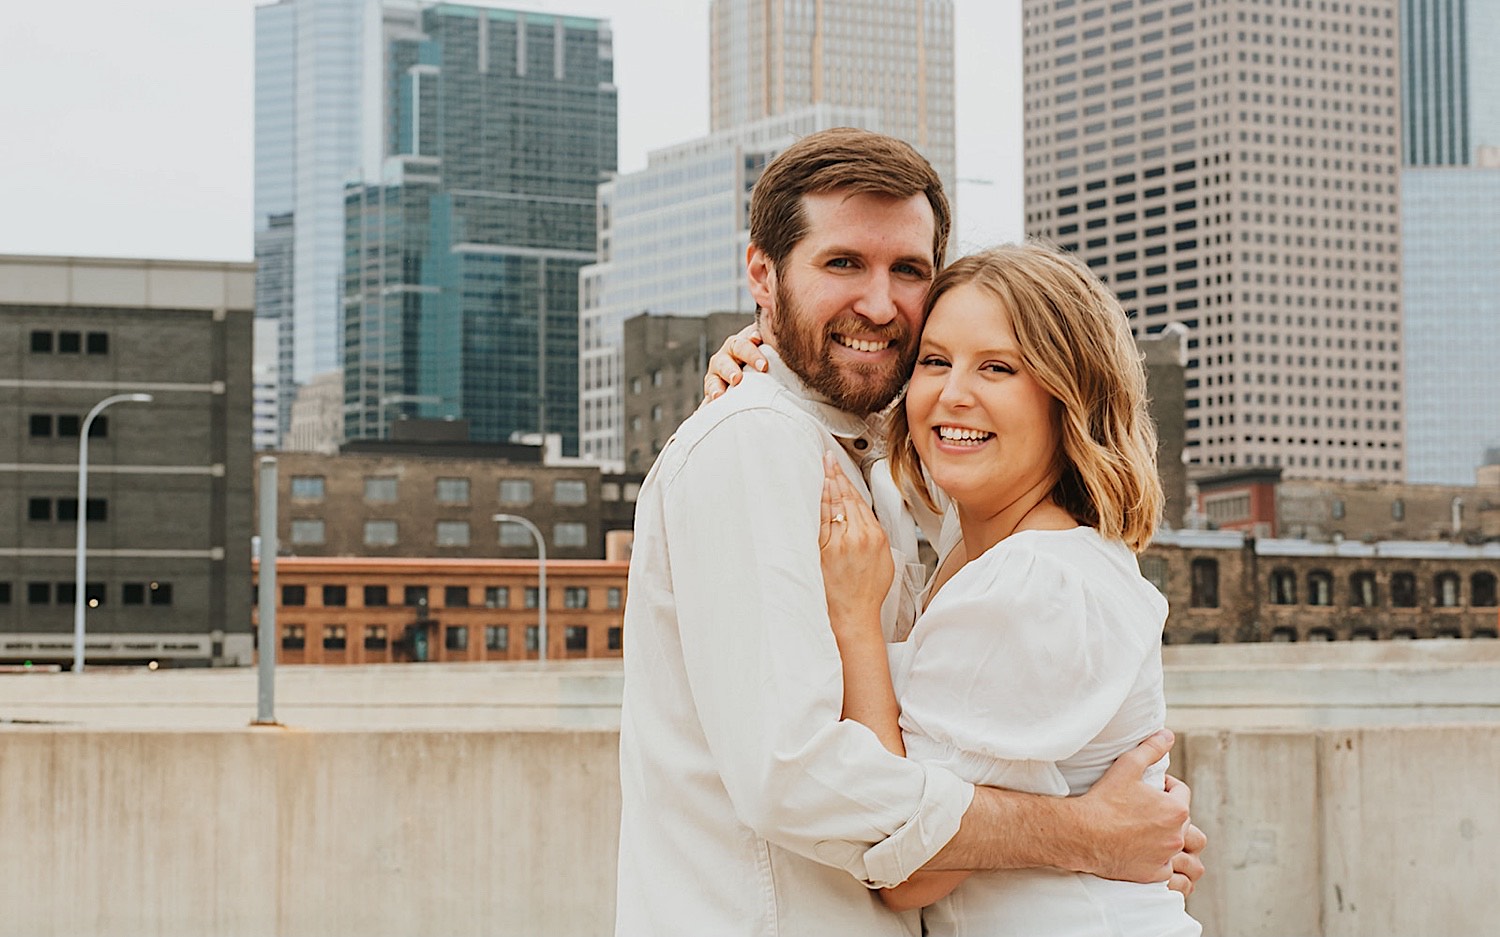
1023,0 -> 1405,481
1142,530 -> 1500,644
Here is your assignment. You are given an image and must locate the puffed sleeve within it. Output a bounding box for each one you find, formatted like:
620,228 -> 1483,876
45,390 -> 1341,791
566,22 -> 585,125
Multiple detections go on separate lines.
895,538 -> 1160,796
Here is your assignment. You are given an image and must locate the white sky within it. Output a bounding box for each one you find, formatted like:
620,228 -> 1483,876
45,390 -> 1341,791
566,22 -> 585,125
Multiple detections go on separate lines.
0,0 -> 1022,263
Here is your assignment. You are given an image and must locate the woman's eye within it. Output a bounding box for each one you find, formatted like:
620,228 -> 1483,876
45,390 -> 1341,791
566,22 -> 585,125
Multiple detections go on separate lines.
918,356 -> 950,368
983,362 -> 1014,374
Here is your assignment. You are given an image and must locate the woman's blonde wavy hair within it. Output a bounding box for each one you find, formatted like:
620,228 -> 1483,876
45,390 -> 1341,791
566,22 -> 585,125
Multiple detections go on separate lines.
889,242 -> 1164,552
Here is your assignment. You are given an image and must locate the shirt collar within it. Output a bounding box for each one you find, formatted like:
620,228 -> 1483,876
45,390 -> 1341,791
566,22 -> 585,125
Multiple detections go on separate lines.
759,345 -> 899,463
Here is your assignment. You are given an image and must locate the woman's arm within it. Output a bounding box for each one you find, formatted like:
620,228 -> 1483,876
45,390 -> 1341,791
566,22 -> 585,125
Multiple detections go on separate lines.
820,454 -> 971,908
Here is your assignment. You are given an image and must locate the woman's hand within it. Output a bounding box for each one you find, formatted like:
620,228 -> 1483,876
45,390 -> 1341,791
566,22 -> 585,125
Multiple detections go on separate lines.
819,451 -> 894,639
702,322 -> 767,402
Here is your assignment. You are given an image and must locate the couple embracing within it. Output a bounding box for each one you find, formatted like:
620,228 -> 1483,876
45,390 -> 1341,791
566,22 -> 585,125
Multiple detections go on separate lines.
616,128 -> 1205,937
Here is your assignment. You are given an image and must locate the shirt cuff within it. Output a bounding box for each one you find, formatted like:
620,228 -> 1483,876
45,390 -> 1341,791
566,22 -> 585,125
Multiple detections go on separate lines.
855,767 -> 975,889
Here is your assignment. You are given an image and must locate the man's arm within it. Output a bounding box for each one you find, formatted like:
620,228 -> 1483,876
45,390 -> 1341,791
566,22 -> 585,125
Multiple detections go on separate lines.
926,730 -> 1190,883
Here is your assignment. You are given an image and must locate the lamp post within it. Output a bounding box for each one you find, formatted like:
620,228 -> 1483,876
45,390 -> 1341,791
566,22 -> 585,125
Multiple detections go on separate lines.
493,513 -> 546,661
74,393 -> 153,673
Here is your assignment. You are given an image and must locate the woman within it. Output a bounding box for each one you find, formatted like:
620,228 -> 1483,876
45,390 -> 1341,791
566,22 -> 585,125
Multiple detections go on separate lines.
722,243 -> 1200,935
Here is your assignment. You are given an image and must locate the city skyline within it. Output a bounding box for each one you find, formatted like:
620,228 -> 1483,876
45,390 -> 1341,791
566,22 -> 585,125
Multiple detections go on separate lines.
0,0 -> 1025,264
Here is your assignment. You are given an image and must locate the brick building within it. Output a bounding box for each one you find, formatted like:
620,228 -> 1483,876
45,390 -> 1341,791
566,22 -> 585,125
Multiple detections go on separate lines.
254,557 -> 627,664
1143,530 -> 1500,645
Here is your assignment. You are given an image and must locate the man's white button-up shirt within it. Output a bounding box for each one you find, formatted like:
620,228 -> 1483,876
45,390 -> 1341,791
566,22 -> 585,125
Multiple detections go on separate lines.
615,348 -> 974,937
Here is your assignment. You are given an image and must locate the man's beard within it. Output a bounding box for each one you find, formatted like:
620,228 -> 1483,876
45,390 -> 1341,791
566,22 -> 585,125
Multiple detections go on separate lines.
768,279 -> 916,414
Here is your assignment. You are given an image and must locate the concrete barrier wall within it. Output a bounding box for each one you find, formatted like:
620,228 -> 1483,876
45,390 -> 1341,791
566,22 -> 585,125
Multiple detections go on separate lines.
3,721 -> 1497,937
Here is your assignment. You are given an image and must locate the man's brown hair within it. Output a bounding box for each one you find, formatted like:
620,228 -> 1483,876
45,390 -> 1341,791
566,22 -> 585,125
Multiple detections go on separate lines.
749,127 -> 951,270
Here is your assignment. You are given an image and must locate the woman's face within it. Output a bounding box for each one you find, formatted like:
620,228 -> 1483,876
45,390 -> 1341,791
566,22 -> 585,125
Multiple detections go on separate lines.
906,282 -> 1064,515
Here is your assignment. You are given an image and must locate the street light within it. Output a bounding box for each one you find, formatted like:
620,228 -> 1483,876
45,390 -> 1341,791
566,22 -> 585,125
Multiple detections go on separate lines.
493,513 -> 547,661
74,393 -> 153,673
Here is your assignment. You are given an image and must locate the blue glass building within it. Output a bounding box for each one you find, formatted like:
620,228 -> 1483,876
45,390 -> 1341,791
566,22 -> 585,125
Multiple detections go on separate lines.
344,5 -> 616,452
1401,0 -> 1500,165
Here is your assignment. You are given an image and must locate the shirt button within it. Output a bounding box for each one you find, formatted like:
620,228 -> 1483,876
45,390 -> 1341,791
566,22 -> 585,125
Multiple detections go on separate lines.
853,438 -> 869,450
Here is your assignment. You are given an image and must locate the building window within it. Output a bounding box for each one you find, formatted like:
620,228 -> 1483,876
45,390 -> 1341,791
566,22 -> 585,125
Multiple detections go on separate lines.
290,519 -> 325,544
403,586 -> 429,609
524,586 -> 541,609
86,332 -> 109,354
1472,573 -> 1498,608
29,414 -> 52,437
525,625 -> 540,653
56,415 -> 81,437
607,626 -> 623,651
27,582 -> 51,605
282,625 -> 306,650
57,331 -> 81,353
485,586 -> 509,609
1307,571 -> 1333,607
364,585 -> 389,607
1270,627 -> 1297,643
606,587 -> 623,610
1189,558 -> 1219,608
323,625 -> 347,651
122,583 -> 146,605
1391,498 -> 1405,521
364,520 -> 398,546
1269,568 -> 1297,605
444,585 -> 469,608
553,522 -> 587,548
565,626 -> 588,652
1306,628 -> 1335,643
55,582 -> 77,605
1434,572 -> 1461,608
282,585 -> 306,606
1350,571 -> 1377,607
364,625 -> 388,651
499,522 -> 534,547
485,625 -> 509,651
435,477 -> 470,504
1331,499 -> 1345,520
445,626 -> 469,652
27,498 -> 51,521
147,581 -> 172,606
1138,555 -> 1168,595
499,478 -> 534,505
364,476 -> 398,502
290,476 -> 325,500
0,583 -> 9,605
322,585 -> 347,607
553,479 -> 588,505
563,586 -> 590,609
1391,572 -> 1418,608
436,520 -> 470,547
30,330 -> 53,353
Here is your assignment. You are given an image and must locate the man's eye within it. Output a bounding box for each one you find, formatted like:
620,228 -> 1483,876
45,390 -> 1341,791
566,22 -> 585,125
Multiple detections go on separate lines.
894,263 -> 928,278
828,257 -> 854,269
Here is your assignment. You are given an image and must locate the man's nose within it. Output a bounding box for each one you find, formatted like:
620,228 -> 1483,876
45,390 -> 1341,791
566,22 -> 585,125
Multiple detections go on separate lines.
851,271 -> 897,325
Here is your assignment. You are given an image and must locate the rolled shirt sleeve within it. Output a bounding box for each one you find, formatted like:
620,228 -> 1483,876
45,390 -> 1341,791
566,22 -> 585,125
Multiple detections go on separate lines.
659,404 -> 973,887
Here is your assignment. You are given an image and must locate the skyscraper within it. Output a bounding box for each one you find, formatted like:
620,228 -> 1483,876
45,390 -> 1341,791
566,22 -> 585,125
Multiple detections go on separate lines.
1400,0 -> 1500,165
254,0 -> 385,445
708,0 -> 956,195
577,105 -> 878,468
343,5 -> 617,453
1399,0 -> 1500,483
1022,0 -> 1405,482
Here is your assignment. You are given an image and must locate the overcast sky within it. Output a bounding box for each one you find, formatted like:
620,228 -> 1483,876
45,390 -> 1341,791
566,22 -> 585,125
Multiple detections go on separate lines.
0,0 -> 1022,263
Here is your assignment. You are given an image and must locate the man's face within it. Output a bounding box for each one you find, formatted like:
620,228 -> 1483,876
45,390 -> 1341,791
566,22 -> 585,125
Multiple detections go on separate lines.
748,190 -> 936,414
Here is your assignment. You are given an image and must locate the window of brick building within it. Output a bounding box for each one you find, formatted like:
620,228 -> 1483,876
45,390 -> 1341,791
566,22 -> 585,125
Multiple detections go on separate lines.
1391,572 -> 1418,608
290,476 -> 325,500
86,332 -> 109,354
565,626 -> 588,652
322,585 -> 347,607
444,586 -> 469,608
27,582 -> 50,605
1307,570 -> 1333,607
554,480 -> 588,505
499,478 -> 534,505
436,477 -> 470,504
607,587 -> 623,609
290,519 -> 325,544
282,585 -> 306,606
364,476 -> 398,502
282,625 -> 306,650
404,586 -> 429,609
363,585 -> 389,607
485,586 -> 509,609
436,520 -> 470,547
1350,571 -> 1377,607
1189,558 -> 1219,608
607,626 -> 623,651
1472,573 -> 1498,608
554,522 -> 587,548
364,520 -> 398,546
485,625 -> 509,651
323,625 -> 347,651
364,625 -> 388,651
564,586 -> 590,609
1434,572 -> 1461,608
1269,568 -> 1297,605
445,626 -> 468,652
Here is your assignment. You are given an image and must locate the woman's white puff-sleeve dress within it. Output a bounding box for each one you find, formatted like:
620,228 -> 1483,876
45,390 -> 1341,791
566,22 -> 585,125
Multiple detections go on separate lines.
888,526 -> 1201,937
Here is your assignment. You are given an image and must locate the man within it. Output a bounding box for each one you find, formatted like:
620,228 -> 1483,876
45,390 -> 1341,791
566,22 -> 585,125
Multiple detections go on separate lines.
616,128 -> 1200,937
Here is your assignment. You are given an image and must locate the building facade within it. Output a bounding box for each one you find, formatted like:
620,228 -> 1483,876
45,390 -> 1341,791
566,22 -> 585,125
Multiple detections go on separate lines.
253,556 -> 627,663
0,255 -> 255,668
708,0 -> 957,197
578,105 -> 876,467
1022,0 -> 1405,481
1144,530 -> 1500,644
1399,0 -> 1500,166
343,5 -> 617,453
1400,165 -> 1500,484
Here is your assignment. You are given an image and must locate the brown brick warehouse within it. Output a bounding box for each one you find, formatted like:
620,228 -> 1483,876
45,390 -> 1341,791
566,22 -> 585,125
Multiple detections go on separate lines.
253,557 -> 628,664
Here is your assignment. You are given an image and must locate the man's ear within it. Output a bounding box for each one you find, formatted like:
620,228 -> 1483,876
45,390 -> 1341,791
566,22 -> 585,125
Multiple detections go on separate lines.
746,243 -> 776,313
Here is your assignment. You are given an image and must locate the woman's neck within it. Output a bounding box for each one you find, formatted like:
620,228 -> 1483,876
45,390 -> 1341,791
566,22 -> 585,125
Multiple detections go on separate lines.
955,475 -> 1077,560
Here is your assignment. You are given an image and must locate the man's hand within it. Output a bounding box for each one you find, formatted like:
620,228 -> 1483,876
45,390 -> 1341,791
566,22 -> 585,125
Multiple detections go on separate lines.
1069,729 -> 1189,884
702,323 -> 766,401
1170,819 -> 1207,897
